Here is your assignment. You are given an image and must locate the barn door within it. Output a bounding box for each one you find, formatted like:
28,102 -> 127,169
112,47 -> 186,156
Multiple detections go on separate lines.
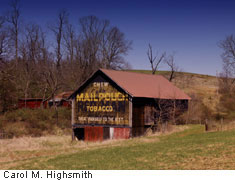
132,105 -> 145,137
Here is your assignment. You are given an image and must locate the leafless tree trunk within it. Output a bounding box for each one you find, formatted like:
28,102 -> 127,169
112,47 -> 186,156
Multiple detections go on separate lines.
217,35 -> 235,113
6,0 -> 21,64
64,23 -> 75,63
165,54 -> 179,82
147,44 -> 165,74
49,10 -> 68,107
219,35 -> 235,79
0,17 -> 7,60
50,9 -> 68,70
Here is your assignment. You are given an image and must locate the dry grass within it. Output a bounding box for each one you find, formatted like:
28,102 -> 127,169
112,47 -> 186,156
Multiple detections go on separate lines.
0,125 -> 185,169
2,125 -> 235,170
174,74 -> 219,113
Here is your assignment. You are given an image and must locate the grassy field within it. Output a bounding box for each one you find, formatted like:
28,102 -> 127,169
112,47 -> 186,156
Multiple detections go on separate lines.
1,125 -> 235,170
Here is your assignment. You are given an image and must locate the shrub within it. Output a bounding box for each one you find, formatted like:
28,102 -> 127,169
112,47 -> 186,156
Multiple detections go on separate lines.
1,107 -> 71,137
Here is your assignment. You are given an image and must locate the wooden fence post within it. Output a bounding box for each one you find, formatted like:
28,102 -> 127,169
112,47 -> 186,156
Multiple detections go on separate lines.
205,119 -> 208,131
220,118 -> 223,131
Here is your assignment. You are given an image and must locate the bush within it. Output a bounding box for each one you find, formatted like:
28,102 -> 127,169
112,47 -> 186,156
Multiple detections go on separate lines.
179,93 -> 214,125
1,108 -> 71,137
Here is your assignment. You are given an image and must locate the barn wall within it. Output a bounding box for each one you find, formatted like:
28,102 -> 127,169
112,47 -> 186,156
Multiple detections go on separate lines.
73,126 -> 130,141
131,98 -> 189,137
113,127 -> 130,139
85,126 -> 103,141
18,99 -> 47,109
75,74 -> 130,127
71,73 -> 132,142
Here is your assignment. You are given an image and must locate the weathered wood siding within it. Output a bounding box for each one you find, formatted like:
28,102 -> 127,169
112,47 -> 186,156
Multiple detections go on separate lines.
75,75 -> 129,126
113,128 -> 130,139
85,126 -> 103,141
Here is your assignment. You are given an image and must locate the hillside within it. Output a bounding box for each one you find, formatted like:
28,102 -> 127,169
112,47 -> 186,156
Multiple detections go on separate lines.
129,70 -> 219,113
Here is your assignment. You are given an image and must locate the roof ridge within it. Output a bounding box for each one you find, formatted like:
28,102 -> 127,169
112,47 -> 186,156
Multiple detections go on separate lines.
100,68 -> 164,78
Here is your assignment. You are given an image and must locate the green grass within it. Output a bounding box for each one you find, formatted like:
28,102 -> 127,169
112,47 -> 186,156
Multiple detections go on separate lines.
3,125 -> 235,170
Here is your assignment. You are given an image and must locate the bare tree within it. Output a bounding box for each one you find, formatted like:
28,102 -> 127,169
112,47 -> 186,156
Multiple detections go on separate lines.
62,15 -> 132,87
79,16 -> 109,74
64,23 -> 75,63
0,2 -> 133,112
0,16 -> 7,59
6,0 -> 21,63
147,44 -> 165,74
48,10 -> 69,109
219,35 -> 235,78
217,35 -> 235,114
18,23 -> 44,101
50,9 -> 68,70
101,26 -> 132,69
165,54 -> 179,82
218,35 -> 235,96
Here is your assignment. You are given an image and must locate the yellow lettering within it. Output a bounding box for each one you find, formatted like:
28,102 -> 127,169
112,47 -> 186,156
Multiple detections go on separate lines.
77,93 -> 84,101
86,106 -> 90,111
93,93 -> 98,101
111,93 -> 117,101
94,106 -> 97,112
105,106 -> 113,112
105,93 -> 111,101
99,93 -> 105,101
117,92 -> 125,101
83,93 -> 90,101
125,94 -> 129,101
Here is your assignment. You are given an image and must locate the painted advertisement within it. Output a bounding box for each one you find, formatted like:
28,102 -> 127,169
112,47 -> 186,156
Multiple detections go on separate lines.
75,76 -> 129,126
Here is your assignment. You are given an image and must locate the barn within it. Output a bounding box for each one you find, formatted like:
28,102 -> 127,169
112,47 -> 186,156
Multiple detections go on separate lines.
48,91 -> 73,108
70,69 -> 191,141
18,98 -> 47,109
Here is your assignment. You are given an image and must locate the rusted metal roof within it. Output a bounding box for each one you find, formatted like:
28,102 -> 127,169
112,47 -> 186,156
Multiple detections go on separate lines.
56,91 -> 73,99
51,91 -> 74,101
100,69 -> 191,100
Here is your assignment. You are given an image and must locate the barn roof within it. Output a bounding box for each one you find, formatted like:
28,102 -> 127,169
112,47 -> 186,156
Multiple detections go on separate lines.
100,69 -> 190,100
71,69 -> 191,100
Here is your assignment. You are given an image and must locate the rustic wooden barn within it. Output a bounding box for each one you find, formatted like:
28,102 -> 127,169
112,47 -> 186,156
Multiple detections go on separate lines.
69,69 -> 191,141
18,98 -> 47,109
48,91 -> 73,108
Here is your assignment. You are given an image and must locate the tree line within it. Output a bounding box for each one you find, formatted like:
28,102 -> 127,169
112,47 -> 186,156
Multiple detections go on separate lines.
0,0 -> 132,112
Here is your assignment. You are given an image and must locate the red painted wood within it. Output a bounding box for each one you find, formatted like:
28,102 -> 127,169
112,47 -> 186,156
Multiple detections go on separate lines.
18,99 -> 47,109
113,128 -> 130,139
61,100 -> 71,108
84,126 -> 103,141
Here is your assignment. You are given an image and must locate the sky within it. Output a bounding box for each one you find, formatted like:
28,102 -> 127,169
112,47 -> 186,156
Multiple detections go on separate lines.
1,0 -> 235,75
